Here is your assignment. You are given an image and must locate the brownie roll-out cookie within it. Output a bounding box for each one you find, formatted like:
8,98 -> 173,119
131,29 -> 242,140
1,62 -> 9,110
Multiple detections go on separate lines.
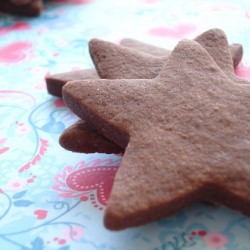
0,0 -> 43,16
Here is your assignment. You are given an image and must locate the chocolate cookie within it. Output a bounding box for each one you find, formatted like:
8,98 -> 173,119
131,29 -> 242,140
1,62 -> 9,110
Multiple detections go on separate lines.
59,119 -> 122,154
46,69 -> 98,98
63,39 -> 250,230
0,0 -> 43,16
45,39 -> 172,98
46,37 -> 242,98
89,31 -> 242,79
61,29 -> 244,154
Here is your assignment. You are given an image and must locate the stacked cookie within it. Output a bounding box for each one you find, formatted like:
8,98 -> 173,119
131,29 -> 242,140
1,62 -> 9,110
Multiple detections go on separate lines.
46,29 -> 250,230
0,0 -> 44,16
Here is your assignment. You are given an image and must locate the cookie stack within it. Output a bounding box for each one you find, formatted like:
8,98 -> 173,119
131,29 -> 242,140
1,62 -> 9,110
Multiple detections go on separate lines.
46,29 -> 250,230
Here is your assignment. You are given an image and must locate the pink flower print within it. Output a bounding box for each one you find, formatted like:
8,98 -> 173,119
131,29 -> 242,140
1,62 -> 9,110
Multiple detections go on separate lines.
148,24 -> 196,39
15,121 -> 31,135
245,11 -> 250,19
54,99 -> 65,108
34,209 -> 48,220
58,239 -> 66,245
52,165 -> 79,198
66,165 -> 118,207
62,226 -> 84,241
211,4 -> 237,12
0,138 -> 9,155
0,147 -> 9,155
52,158 -> 120,210
0,41 -> 32,64
204,232 -> 228,248
0,22 -> 30,36
235,63 -> 250,80
6,178 -> 27,192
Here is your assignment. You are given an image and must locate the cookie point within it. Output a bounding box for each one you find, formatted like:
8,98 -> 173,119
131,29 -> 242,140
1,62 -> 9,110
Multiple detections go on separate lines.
173,39 -> 202,53
205,27 -> 226,35
104,210 -> 124,231
89,38 -> 104,51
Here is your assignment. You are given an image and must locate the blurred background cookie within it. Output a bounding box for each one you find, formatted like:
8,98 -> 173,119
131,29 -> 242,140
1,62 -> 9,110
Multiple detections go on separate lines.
0,0 -> 43,16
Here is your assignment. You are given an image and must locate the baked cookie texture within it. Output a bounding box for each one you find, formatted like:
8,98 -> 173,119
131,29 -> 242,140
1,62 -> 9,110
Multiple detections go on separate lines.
60,29 -> 244,154
45,38 -> 171,98
59,120 -> 123,154
63,39 -> 250,230
46,69 -> 98,98
46,36 -> 242,98
56,40 -> 172,154
89,29 -> 239,80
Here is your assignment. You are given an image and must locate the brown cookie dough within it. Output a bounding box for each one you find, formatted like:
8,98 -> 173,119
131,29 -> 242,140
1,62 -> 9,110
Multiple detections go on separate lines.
59,119 -> 123,154
63,39 -> 250,230
45,39 -> 172,98
46,69 -> 98,98
89,31 -> 242,79
60,29 -> 245,155
46,37 -> 242,98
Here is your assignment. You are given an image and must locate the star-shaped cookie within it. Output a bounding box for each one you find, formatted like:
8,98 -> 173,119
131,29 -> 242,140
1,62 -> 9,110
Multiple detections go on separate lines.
59,119 -> 123,154
60,29 -> 244,154
46,38 -> 172,98
63,39 -> 250,230
46,36 -> 242,98
89,30 -> 241,79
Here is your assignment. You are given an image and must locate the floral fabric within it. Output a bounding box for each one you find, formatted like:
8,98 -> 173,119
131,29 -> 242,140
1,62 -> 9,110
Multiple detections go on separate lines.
1,0 -> 250,249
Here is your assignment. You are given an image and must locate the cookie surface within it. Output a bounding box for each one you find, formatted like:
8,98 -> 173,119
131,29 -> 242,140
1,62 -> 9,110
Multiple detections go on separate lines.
46,69 -> 98,98
59,119 -> 123,154
0,0 -> 43,16
63,39 -> 250,230
46,37 -> 242,98
61,29 -> 245,154
45,39 -> 171,98
89,29 -> 241,79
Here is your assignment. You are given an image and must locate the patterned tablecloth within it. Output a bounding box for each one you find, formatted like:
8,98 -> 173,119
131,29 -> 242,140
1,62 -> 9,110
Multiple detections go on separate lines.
1,0 -> 250,249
